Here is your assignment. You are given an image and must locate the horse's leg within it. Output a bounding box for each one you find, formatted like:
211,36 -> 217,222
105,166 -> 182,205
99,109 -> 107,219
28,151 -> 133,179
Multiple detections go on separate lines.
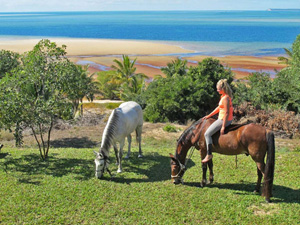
201,162 -> 208,187
255,161 -> 266,195
136,125 -> 143,158
117,139 -> 125,173
254,167 -> 263,194
125,134 -> 132,159
113,144 -> 119,165
207,159 -> 214,184
200,149 -> 208,187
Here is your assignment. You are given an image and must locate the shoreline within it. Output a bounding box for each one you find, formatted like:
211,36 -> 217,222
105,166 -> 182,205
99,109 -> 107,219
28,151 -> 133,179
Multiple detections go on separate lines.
0,37 -> 287,79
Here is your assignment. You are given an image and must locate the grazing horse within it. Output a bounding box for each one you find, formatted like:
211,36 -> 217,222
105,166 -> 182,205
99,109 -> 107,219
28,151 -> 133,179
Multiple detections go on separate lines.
170,118 -> 275,202
94,101 -> 143,179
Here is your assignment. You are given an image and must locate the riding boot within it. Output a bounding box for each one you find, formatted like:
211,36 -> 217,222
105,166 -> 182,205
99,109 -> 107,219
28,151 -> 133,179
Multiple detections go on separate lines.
202,144 -> 213,163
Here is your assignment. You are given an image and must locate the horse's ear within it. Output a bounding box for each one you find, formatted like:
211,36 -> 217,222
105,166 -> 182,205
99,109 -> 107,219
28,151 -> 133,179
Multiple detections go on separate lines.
93,151 -> 98,156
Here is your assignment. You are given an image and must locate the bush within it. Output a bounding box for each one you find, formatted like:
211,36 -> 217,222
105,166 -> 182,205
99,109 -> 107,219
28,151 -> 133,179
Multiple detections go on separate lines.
142,58 -> 234,123
163,124 -> 178,132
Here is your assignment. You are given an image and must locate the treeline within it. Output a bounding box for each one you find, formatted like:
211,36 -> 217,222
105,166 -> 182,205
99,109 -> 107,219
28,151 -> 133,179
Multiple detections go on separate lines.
98,35 -> 300,124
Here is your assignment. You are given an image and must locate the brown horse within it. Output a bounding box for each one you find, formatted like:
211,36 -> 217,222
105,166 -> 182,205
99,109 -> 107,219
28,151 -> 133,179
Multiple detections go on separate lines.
170,118 -> 275,202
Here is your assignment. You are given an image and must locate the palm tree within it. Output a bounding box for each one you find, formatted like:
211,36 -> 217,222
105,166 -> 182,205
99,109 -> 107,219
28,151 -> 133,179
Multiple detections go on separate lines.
111,55 -> 137,83
161,58 -> 188,77
111,55 -> 148,100
278,48 -> 293,65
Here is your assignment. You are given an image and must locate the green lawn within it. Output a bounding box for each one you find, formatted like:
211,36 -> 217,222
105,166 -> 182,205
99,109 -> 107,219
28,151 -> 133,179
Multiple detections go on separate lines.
0,138 -> 299,224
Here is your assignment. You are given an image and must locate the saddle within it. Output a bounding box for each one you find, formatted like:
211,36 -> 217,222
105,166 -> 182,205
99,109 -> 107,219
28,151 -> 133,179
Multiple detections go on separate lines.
224,123 -> 247,132
191,122 -> 247,149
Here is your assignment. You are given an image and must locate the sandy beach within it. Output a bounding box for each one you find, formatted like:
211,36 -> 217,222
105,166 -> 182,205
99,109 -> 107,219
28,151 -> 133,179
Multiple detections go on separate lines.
0,38 -> 286,79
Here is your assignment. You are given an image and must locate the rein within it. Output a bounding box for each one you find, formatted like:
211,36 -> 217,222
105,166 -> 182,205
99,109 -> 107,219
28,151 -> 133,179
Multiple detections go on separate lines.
171,119 -> 207,180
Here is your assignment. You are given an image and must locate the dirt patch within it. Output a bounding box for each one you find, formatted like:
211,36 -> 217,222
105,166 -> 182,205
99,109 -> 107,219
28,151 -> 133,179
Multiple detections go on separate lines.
0,107 -> 187,149
248,203 -> 280,216
0,103 -> 299,150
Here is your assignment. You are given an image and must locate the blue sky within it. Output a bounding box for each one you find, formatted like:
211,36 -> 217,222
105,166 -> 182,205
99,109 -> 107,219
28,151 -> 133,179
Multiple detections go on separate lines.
0,0 -> 299,12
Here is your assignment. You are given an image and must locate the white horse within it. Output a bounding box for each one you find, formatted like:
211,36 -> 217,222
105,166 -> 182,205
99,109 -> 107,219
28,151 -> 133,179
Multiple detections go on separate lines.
94,101 -> 143,179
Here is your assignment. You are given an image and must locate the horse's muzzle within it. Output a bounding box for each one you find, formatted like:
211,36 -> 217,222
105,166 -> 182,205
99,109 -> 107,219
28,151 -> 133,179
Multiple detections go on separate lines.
172,177 -> 183,185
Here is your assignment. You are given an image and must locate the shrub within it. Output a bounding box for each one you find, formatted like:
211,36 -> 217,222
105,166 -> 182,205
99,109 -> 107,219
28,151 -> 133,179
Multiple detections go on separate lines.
163,124 -> 178,132
142,58 -> 234,123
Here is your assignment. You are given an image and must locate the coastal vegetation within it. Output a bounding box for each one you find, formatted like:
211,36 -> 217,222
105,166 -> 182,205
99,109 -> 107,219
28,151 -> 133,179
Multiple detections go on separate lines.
1,35 -> 300,157
98,34 -> 300,127
0,39 -> 97,159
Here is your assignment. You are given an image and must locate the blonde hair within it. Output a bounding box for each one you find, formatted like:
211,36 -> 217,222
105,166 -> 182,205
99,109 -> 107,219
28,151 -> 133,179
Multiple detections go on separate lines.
217,79 -> 233,99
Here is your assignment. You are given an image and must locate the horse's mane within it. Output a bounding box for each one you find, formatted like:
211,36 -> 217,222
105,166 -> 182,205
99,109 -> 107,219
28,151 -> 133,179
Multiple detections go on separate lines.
177,119 -> 202,144
101,109 -> 120,152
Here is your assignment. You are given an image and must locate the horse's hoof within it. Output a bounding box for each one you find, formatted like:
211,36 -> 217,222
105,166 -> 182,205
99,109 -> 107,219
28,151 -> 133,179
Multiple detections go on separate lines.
138,154 -> 143,158
117,169 -> 122,173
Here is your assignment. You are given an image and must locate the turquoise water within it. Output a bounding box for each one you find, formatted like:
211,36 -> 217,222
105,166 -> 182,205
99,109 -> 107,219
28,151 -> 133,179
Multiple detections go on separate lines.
0,11 -> 300,56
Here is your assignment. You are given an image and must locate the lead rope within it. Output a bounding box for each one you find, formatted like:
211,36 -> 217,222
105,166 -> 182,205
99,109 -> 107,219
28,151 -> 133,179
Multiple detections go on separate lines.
184,146 -> 195,167
185,118 -> 207,167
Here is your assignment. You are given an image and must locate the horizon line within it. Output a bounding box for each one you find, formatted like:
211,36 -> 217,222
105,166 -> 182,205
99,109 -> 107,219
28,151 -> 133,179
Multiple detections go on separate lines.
1,9 -> 298,13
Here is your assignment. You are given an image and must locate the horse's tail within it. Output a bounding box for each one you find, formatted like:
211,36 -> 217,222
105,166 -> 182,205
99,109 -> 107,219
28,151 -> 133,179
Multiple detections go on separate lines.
263,130 -> 275,200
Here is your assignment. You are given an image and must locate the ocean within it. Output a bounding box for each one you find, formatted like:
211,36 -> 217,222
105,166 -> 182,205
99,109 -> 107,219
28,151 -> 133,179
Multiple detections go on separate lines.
0,11 -> 300,56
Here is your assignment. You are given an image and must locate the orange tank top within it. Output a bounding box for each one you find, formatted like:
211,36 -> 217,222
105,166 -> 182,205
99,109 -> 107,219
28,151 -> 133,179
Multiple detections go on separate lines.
218,94 -> 233,121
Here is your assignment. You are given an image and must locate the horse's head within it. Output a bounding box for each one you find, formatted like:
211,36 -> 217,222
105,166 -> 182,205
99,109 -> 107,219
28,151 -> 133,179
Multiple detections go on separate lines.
93,150 -> 110,179
170,153 -> 185,185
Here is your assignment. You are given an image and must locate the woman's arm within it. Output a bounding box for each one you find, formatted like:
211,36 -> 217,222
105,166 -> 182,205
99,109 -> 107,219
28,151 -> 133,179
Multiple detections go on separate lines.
203,106 -> 220,120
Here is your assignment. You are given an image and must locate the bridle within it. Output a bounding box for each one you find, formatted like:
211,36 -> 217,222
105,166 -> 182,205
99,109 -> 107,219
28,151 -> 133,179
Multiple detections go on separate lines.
170,146 -> 195,181
95,153 -> 113,177
171,158 -> 187,179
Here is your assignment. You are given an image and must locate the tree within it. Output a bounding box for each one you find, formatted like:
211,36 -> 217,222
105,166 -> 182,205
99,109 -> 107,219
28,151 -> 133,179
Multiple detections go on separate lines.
142,58 -> 234,123
62,63 -> 98,116
233,72 -> 273,109
161,58 -> 187,77
97,70 -> 120,100
278,48 -> 293,65
234,34 -> 300,113
0,39 -> 97,159
110,55 -> 148,101
111,55 -> 138,83
0,50 -> 20,79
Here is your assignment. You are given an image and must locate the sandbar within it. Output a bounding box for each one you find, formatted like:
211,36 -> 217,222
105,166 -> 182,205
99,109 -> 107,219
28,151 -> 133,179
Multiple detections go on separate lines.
0,37 -> 286,79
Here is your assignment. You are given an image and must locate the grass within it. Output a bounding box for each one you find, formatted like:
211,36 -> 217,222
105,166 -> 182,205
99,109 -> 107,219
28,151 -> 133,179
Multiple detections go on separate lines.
0,138 -> 300,224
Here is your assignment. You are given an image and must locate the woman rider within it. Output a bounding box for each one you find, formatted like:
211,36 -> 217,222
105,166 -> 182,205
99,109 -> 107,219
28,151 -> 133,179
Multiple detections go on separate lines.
202,79 -> 234,163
